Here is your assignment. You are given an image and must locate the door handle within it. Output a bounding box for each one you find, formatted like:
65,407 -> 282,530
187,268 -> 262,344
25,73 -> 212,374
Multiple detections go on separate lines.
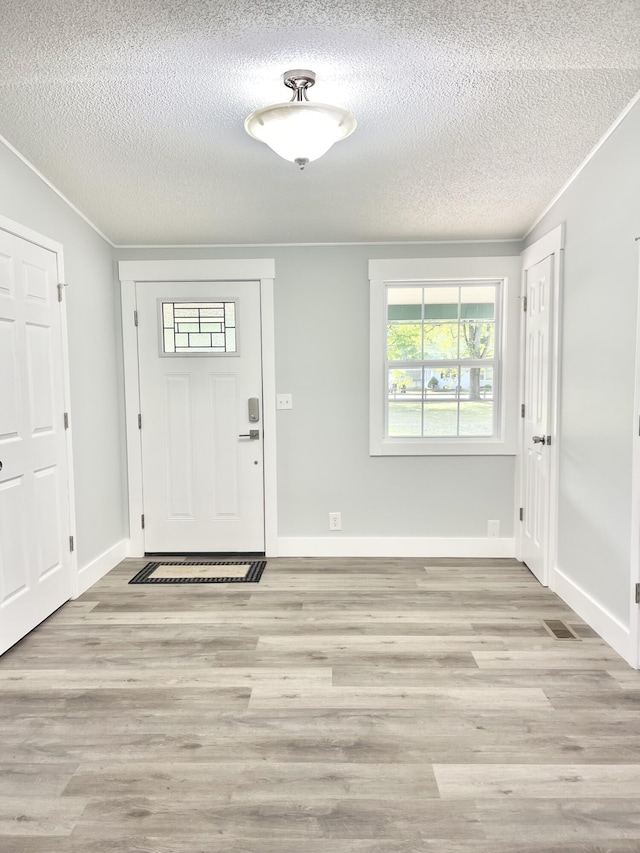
239,429 -> 260,440
532,435 -> 546,445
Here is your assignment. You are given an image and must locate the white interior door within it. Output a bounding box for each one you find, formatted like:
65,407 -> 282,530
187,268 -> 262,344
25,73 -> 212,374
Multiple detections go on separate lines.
137,281 -> 265,553
0,229 -> 71,655
521,254 -> 554,583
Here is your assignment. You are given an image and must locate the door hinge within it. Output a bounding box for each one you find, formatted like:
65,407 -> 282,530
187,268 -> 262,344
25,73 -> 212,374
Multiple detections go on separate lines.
63,412 -> 69,430
138,413 -> 142,429
134,310 -> 138,327
57,283 -> 64,302
636,583 -> 640,605
141,514 -> 145,529
69,535 -> 74,552
523,296 -> 528,312
519,507 -> 524,522
521,403 -> 525,418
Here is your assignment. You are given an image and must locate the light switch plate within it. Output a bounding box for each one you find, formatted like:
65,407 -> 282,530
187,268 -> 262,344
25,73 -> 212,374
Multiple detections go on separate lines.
276,394 -> 293,410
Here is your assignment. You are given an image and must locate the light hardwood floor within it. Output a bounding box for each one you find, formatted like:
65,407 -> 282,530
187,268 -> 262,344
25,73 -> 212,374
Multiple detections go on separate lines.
1,556 -> 640,852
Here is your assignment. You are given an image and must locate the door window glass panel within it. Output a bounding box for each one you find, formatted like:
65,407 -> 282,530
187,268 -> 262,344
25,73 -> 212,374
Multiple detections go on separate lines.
161,301 -> 238,355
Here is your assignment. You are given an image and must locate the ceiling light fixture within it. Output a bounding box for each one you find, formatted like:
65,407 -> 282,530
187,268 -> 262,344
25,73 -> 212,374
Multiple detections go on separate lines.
244,69 -> 357,170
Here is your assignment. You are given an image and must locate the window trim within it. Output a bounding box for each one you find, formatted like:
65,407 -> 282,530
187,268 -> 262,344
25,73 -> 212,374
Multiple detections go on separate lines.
369,256 -> 522,456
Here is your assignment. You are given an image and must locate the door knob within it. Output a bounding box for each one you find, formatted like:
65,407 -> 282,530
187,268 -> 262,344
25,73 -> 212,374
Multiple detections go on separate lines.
532,435 -> 546,445
239,429 -> 260,440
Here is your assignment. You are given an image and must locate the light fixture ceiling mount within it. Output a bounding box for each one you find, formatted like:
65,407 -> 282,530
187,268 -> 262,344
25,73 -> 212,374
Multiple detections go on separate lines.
283,68 -> 317,99
244,69 -> 357,170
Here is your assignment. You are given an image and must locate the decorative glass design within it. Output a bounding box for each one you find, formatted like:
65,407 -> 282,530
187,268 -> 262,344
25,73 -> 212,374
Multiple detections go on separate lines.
162,301 -> 237,354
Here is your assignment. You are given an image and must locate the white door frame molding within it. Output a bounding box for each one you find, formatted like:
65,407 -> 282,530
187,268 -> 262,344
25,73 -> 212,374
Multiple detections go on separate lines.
118,259 -> 278,557
0,213 -> 78,595
630,242 -> 640,669
516,224 -> 564,587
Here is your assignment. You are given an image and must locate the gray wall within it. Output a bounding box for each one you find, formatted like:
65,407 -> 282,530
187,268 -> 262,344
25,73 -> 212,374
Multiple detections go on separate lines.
0,144 -> 127,569
116,242 -> 521,540
526,99 -> 640,626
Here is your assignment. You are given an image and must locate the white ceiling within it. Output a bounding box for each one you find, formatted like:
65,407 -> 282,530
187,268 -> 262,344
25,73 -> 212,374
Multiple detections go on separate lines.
1,0 -> 639,246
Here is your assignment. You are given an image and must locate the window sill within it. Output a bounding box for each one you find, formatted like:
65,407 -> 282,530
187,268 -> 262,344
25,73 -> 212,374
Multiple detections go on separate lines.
370,437 -> 517,456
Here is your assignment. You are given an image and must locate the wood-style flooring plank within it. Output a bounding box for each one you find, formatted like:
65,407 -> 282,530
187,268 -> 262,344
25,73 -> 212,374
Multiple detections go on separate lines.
3,838 -> 640,853
434,764 -> 640,798
0,764 -> 78,797
248,685 -> 553,711
0,667 -> 333,689
68,796 -> 483,840
0,797 -> 87,836
476,799 -> 640,841
63,761 -> 439,799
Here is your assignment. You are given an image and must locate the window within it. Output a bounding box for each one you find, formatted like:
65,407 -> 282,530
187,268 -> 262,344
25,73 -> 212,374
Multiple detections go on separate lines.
160,300 -> 238,355
370,257 -> 521,456
387,282 -> 499,438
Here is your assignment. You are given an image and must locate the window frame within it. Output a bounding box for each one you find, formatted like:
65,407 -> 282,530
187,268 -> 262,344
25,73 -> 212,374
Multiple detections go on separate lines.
369,256 -> 521,456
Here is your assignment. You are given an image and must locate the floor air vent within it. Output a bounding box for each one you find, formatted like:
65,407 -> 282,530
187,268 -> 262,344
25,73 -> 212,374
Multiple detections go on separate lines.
542,619 -> 579,640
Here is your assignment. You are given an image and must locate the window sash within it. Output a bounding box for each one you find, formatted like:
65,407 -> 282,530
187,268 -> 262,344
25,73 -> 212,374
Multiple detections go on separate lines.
384,281 -> 502,441
385,360 -> 499,439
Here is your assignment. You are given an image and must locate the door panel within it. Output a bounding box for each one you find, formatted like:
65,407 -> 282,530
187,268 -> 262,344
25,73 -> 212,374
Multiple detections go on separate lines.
137,281 -> 265,553
26,323 -> 55,432
0,229 -> 71,655
0,320 -> 20,439
521,254 -> 553,583
0,476 -> 29,604
33,465 -> 62,577
210,374 -> 241,519
163,373 -> 196,518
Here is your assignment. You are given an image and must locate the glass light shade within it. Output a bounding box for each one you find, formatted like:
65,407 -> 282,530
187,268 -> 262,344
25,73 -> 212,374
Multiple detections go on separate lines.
244,102 -> 356,163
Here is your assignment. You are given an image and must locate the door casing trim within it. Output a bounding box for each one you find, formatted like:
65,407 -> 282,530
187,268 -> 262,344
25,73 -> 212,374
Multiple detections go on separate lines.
119,259 -> 277,557
516,225 -> 564,588
629,242 -> 640,668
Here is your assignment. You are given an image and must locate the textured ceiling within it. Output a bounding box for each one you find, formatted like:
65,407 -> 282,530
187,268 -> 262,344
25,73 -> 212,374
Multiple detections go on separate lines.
1,0 -> 639,245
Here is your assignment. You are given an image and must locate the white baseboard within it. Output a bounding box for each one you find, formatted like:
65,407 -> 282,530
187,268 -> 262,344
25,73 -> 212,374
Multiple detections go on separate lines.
74,538 -> 130,598
552,566 -> 630,663
276,537 -> 516,558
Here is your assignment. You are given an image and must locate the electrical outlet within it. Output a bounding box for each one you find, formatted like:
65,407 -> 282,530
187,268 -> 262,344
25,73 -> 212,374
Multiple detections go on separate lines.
329,512 -> 342,531
487,520 -> 500,538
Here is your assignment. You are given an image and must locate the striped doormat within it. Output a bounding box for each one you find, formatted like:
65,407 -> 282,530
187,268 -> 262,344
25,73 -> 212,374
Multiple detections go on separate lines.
129,560 -> 266,584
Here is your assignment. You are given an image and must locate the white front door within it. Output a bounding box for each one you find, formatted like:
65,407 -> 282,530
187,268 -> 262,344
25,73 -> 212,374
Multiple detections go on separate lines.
0,229 -> 72,655
137,281 -> 265,553
521,254 -> 554,583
